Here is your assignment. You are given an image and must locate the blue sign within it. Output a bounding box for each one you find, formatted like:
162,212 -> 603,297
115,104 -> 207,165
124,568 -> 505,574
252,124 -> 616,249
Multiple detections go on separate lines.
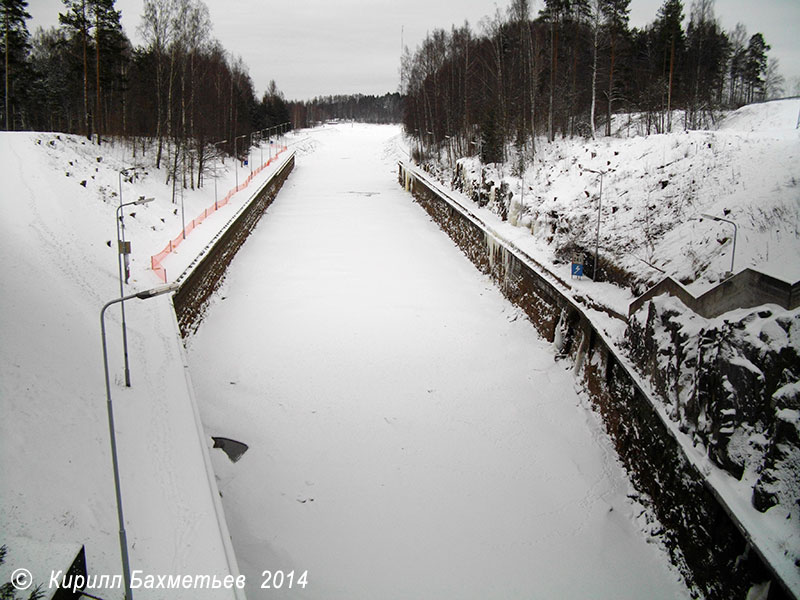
571,263 -> 583,278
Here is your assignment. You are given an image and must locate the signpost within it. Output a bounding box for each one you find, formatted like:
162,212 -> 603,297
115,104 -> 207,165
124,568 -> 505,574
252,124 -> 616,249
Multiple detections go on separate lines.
571,254 -> 584,280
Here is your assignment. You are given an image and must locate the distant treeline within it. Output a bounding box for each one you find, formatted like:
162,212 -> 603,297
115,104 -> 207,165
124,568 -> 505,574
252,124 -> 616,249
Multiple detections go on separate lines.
2,0 -> 291,191
402,0 -> 784,164
288,93 -> 403,127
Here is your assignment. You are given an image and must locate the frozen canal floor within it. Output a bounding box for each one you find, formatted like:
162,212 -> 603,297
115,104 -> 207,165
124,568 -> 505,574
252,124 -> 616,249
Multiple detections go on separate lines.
186,124 -> 690,599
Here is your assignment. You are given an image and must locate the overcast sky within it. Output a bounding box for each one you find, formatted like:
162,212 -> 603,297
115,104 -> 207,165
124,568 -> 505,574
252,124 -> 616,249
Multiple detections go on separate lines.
28,0 -> 800,101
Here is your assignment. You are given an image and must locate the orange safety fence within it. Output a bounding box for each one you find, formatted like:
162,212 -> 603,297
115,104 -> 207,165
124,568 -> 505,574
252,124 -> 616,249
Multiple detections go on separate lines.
150,145 -> 288,282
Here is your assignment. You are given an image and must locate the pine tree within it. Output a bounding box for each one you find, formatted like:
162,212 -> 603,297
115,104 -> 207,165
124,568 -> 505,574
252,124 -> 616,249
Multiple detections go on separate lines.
686,0 -> 729,128
654,0 -> 685,131
744,33 -> 769,103
89,0 -> 123,143
481,104 -> 504,164
1,544 -> 45,599
542,0 -> 565,142
1,0 -> 31,130
59,0 -> 91,138
601,0 -> 630,136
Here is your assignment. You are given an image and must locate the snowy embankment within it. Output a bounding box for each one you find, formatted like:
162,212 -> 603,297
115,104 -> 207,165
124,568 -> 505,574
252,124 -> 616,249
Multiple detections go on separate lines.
450,98 -> 800,307
185,124 -> 691,600
0,130 -> 293,598
415,100 -> 800,596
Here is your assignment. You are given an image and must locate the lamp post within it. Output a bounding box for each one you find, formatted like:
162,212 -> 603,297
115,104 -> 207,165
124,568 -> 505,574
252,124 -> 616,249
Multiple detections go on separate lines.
117,167 -> 146,283
100,281 -> 180,600
212,140 -> 227,211
115,171 -> 154,387
702,213 -> 738,277
584,168 -> 607,282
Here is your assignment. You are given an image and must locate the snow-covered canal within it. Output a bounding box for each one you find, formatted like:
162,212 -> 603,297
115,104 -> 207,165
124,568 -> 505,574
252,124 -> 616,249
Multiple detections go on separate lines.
186,124 -> 689,599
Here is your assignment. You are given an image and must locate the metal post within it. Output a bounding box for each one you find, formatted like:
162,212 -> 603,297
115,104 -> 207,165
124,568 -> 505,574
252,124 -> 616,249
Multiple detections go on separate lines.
249,133 -> 254,174
116,169 -> 132,386
100,298 -> 134,599
113,196 -> 154,387
584,167 -> 607,282
180,179 -> 186,240
702,214 -> 738,276
235,134 -> 247,189
100,282 -> 178,600
212,140 -> 227,211
594,172 -> 603,282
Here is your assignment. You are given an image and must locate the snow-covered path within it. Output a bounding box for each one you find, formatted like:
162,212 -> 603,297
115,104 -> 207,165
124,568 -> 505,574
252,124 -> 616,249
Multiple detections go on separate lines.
186,124 -> 690,599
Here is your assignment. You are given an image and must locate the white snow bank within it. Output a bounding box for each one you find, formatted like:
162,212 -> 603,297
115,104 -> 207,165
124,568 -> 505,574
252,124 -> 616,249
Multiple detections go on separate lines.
447,98 -> 800,302
718,98 -> 800,133
0,130 -> 297,598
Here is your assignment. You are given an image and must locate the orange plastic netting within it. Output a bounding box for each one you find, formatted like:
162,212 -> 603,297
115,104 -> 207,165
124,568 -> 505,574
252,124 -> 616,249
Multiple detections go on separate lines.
150,146 -> 288,282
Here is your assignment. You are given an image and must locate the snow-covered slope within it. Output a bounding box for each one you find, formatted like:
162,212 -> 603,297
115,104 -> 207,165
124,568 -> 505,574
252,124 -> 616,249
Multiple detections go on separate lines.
451,98 -> 800,299
0,131 -> 290,598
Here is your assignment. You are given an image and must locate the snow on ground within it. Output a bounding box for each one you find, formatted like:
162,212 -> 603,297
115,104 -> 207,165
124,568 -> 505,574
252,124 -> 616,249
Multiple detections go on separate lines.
410,100 -> 800,595
4,100 -> 793,598
185,124 -> 692,599
0,130 -> 292,598
450,98 -> 800,312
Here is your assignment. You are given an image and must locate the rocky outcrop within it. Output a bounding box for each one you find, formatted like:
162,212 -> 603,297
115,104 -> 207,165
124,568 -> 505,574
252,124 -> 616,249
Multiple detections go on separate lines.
626,296 -> 800,517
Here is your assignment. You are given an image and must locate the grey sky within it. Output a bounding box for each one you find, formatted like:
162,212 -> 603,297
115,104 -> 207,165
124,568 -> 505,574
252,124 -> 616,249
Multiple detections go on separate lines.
28,0 -> 800,101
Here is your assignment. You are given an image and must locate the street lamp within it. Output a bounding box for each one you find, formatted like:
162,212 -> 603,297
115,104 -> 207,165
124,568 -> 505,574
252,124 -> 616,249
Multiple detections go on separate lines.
583,167 -> 608,282
117,167 -> 147,283
100,281 -> 180,600
115,196 -> 155,387
212,140 -> 228,210
701,213 -> 738,277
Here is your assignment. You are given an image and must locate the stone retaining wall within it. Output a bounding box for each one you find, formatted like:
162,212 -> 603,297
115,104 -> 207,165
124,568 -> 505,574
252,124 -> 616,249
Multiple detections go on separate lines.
399,162 -> 792,600
173,154 -> 294,337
